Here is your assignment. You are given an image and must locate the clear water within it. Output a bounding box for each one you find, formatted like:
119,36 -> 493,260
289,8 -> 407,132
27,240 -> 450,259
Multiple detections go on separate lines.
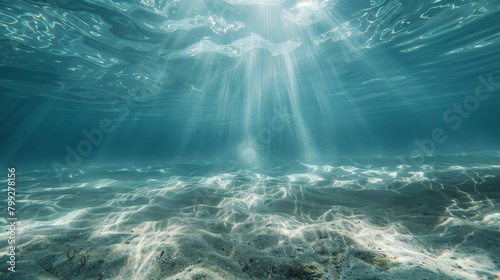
1,0 -> 499,279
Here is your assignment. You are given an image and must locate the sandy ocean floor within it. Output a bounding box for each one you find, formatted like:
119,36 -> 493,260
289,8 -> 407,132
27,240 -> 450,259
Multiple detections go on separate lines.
1,154 -> 500,279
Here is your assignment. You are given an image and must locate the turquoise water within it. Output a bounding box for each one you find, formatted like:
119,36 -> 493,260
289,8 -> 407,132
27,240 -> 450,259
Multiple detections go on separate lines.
1,0 -> 500,279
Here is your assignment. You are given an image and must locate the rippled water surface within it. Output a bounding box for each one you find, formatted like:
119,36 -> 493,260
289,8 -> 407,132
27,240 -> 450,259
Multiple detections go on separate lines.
2,0 -> 500,161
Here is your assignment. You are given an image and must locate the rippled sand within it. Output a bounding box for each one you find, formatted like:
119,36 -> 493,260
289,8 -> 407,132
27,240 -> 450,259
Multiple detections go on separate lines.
1,155 -> 499,279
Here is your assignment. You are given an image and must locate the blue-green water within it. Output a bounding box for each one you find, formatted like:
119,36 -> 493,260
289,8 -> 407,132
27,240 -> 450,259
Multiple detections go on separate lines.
1,0 -> 499,279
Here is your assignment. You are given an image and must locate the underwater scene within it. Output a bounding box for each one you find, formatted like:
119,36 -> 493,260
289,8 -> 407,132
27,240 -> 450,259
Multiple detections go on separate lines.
1,0 -> 500,279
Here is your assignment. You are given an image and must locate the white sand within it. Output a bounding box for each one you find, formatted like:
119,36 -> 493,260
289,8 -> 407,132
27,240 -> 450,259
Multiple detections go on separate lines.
1,156 -> 499,279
